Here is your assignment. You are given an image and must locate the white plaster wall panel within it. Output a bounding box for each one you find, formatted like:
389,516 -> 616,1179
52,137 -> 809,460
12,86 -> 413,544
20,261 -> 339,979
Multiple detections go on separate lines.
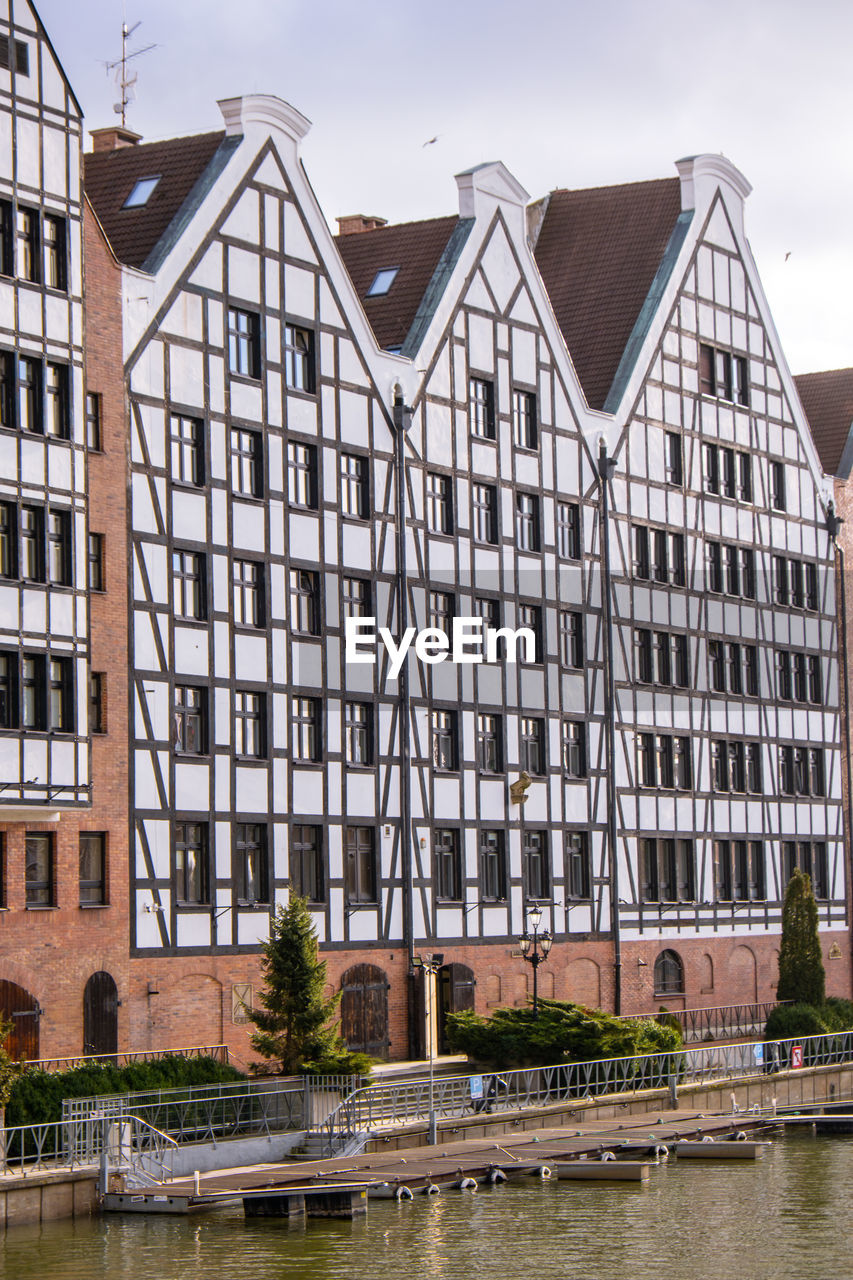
337,387 -> 368,446
47,592 -> 72,638
340,522 -> 371,569
283,263 -> 315,320
464,271 -> 494,314
130,341 -> 165,403
291,768 -> 323,814
234,632 -> 267,681
176,915 -> 211,948
230,379 -> 263,422
214,753 -> 231,812
467,313 -> 494,373
510,289 -> 538,329
271,629 -> 288,689
44,294 -> 70,347
161,291 -> 203,344
235,766 -> 268,813
207,486 -> 227,549
171,489 -> 207,543
18,291 -> 42,339
189,241 -> 223,291
15,114 -> 38,187
228,245 -> 261,306
174,626 -> 209,676
211,619 -> 229,680
337,336 -> 365,388
286,512 -> 320,563
281,198 -> 317,264
21,587 -> 45,634
139,542 -> 168,603
135,750 -> 167,810
222,187 -> 260,245
231,501 -> 265,552
168,345 -> 205,409
175,761 -> 210,809
133,613 -> 161,672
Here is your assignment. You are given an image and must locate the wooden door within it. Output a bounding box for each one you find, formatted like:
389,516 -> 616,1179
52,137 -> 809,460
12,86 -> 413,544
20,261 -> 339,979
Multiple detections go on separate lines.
0,979 -> 40,1061
340,964 -> 389,1059
83,971 -> 119,1057
438,963 -> 476,1052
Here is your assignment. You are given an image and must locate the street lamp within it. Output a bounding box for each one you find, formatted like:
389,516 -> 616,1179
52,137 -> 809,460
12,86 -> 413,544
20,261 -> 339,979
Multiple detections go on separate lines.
413,952 -> 443,1145
518,906 -> 553,1017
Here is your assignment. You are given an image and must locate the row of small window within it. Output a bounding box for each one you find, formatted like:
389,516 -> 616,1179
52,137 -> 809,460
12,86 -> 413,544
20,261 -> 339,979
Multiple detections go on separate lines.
0,353 -> 71,437
469,380 -> 540,450
2,832 -> 107,909
639,836 -> 830,903
427,476 -> 581,557
637,732 -> 826,797
636,628 -> 824,705
0,203 -> 66,291
0,502 -> 73,585
0,652 -> 74,732
662,430 -> 789,510
170,820 -> 591,908
226,309 -> 315,390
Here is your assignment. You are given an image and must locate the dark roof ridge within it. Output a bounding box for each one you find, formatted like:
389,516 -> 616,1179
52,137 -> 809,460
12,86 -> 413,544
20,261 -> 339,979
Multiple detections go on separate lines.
335,212 -> 455,238
546,175 -> 678,199
84,127 -> 225,157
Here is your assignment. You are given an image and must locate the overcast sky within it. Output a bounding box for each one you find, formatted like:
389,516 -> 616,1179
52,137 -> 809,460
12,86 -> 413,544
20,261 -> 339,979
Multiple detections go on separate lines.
37,0 -> 853,377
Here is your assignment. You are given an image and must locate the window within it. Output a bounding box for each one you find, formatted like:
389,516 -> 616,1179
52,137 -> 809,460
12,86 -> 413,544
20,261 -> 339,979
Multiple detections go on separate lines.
170,415 -> 203,486
236,823 -> 268,905
43,215 -> 66,291
344,701 -> 372,766
715,839 -> 765,902
517,604 -> 541,664
636,629 -> 688,688
704,443 -> 719,494
46,509 -> 71,586
284,324 -> 315,392
85,392 -> 103,451
290,824 -> 324,901
769,461 -> 786,512
654,950 -> 684,995
472,483 -> 498,544
633,526 -> 650,579
89,672 -> 106,734
341,453 -> 368,518
345,826 -> 377,903
706,540 -> 722,593
523,829 -> 549,901
227,307 -> 261,379
19,355 -> 40,432
235,690 -> 265,758
779,745 -> 825,798
290,568 -> 320,635
175,822 -> 209,904
699,343 -> 748,405
557,501 -> 581,560
25,833 -> 53,907
88,532 -> 105,593
16,207 -> 38,282
342,576 -> 371,617
232,559 -> 264,628
0,35 -> 29,76
0,350 -> 13,428
45,363 -> 68,438
805,563 -> 819,611
432,708 -> 457,771
566,832 -> 590,900
0,202 -> 10,279
706,540 -> 753,598
480,829 -> 506,902
640,839 -> 694,903
287,441 -> 318,508
427,472 -> 453,534
559,610 -> 584,669
562,720 -> 586,778
781,840 -> 829,900
637,733 -> 691,790
738,452 -> 752,502
520,717 -> 545,775
173,686 -> 206,754
516,493 -> 540,552
635,528 -> 686,586
123,176 -> 161,208
512,389 -> 537,449
477,712 -> 502,773
0,502 -> 15,578
292,696 -> 320,762
0,652 -> 16,728
435,828 -> 462,901
79,833 -> 106,906
21,654 -> 46,729
172,550 -> 205,620
366,267 -> 399,297
48,657 -> 72,731
429,590 -> 454,632
230,427 -> 262,497
469,377 -> 495,439
776,650 -> 822,704
665,431 -> 683,486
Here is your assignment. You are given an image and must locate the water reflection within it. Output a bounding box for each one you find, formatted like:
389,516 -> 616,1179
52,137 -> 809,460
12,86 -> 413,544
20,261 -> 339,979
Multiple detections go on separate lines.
3,1136 -> 853,1280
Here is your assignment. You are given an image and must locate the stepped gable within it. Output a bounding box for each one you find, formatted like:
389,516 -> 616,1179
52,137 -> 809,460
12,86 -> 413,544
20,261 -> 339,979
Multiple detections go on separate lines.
84,131 -> 225,269
533,177 -> 682,410
794,368 -> 853,478
336,215 -> 459,352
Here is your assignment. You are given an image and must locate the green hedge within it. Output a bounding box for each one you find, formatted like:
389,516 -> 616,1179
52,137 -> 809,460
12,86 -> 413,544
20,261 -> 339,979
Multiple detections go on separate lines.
6,1055 -> 244,1130
446,999 -> 683,1070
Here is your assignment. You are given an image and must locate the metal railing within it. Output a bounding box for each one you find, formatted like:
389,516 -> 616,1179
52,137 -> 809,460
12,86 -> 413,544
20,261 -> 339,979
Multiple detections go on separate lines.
0,1114 -> 176,1181
19,1045 -> 229,1073
316,1031 -> 853,1153
623,1001 -> 790,1044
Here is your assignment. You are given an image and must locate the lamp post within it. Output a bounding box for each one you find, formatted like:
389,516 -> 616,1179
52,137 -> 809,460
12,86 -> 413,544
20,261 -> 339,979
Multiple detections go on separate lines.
518,906 -> 552,1017
413,952 -> 443,1145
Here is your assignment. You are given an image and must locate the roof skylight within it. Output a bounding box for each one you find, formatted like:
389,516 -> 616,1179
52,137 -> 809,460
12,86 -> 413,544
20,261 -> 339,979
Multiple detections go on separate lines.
366,267 -> 399,297
123,176 -> 161,209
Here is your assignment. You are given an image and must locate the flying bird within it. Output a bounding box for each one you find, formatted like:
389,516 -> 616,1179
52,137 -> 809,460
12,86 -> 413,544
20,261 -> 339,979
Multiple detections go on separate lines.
784,252 -> 792,262
422,135 -> 440,148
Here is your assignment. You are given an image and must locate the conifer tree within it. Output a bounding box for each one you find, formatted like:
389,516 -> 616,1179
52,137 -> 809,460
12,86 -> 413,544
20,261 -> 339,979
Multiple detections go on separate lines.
776,867 -> 826,1006
248,896 -> 370,1075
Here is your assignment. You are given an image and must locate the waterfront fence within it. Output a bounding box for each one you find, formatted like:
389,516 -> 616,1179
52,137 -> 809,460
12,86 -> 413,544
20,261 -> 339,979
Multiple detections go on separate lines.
18,1045 -> 229,1073
622,1000 -> 788,1044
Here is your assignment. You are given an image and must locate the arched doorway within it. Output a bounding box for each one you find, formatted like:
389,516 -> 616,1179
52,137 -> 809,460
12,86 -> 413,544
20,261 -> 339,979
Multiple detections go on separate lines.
0,980 -> 40,1061
340,964 -> 389,1059
83,971 -> 119,1057
438,963 -> 476,1053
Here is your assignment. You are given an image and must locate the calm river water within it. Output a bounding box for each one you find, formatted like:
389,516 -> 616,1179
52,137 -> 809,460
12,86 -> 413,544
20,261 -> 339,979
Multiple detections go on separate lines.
3,1134 -> 853,1280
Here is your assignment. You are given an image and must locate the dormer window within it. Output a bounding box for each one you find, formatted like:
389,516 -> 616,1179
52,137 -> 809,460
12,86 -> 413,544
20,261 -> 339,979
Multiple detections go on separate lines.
123,176 -> 161,209
366,267 -> 399,297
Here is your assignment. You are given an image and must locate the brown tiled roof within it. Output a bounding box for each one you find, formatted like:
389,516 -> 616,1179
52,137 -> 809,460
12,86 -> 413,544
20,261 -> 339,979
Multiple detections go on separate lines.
533,178 -> 683,410
83,132 -> 226,269
794,369 -> 853,477
336,216 -> 459,351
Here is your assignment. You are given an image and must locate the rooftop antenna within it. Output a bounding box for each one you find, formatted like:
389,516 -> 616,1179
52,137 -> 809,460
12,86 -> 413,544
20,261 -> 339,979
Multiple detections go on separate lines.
105,9 -> 156,129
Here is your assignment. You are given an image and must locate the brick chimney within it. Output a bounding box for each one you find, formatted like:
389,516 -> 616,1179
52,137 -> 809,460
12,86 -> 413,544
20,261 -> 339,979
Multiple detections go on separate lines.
89,126 -> 142,154
336,214 -> 388,236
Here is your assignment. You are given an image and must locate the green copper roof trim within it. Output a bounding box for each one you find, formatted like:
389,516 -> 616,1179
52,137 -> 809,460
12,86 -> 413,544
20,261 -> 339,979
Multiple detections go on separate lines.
143,134 -> 243,275
603,209 -> 694,416
401,217 -> 475,359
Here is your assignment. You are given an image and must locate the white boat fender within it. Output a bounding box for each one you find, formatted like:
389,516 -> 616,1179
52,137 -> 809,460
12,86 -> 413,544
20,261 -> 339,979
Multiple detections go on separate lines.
456,1177 -> 477,1191
702,1135 -> 715,1143
735,1131 -> 748,1141
599,1151 -> 616,1162
395,1185 -> 413,1201
487,1167 -> 507,1184
538,1165 -> 552,1179
655,1144 -> 669,1160
424,1183 -> 441,1195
